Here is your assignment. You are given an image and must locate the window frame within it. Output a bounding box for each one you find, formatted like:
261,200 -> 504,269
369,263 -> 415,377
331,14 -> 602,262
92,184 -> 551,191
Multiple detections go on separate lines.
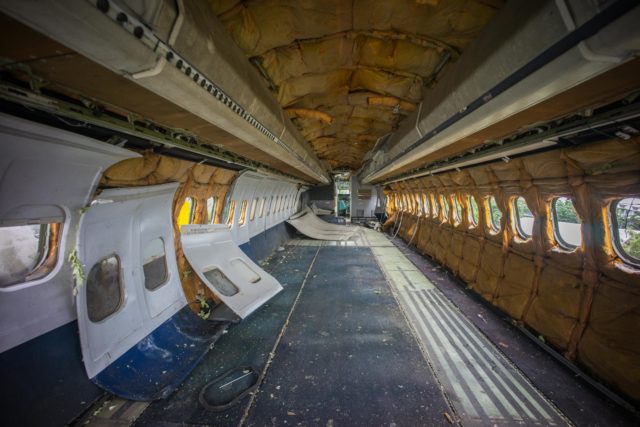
551,196 -> 581,250
431,194 -> 439,219
513,196 -> 534,240
86,253 -> 124,323
453,194 -> 462,225
250,197 -> 258,221
0,221 -> 63,289
177,197 -> 196,227
206,196 -> 218,224
441,195 -> 450,222
468,195 -> 479,227
142,237 -> 169,291
422,193 -> 430,217
225,200 -> 236,227
610,197 -> 640,267
488,196 -> 502,233
238,200 -> 248,226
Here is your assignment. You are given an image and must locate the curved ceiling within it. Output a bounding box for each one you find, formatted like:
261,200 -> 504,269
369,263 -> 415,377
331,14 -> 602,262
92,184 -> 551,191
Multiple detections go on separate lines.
211,0 -> 503,172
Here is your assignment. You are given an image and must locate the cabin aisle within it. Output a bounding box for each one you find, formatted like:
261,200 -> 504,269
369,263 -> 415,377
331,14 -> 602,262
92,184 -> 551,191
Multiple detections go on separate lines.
245,245 -> 451,426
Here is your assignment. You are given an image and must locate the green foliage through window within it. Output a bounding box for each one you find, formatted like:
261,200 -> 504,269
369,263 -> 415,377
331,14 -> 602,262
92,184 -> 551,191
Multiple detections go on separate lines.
514,197 -> 533,238
613,197 -> 640,265
489,196 -> 502,231
469,196 -> 479,226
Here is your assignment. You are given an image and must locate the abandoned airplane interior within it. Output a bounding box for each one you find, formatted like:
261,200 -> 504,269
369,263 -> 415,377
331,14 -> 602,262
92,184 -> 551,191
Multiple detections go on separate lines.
0,0 -> 639,426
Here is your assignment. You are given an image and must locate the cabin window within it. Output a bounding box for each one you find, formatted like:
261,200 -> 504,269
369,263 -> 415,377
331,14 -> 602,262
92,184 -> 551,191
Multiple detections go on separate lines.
514,197 -> 534,239
275,196 -> 281,212
422,193 -> 430,216
0,222 -> 60,287
177,197 -> 196,227
431,194 -> 439,218
259,197 -> 266,218
250,198 -> 258,221
206,196 -> 217,224
224,200 -> 236,226
143,238 -> 168,291
86,255 -> 123,322
441,195 -> 450,221
488,196 -> 502,232
238,200 -> 248,226
469,196 -> 479,226
267,196 -> 273,216
440,196 -> 449,221
611,197 -> 640,266
415,193 -> 422,214
453,195 -> 462,225
552,197 -> 582,249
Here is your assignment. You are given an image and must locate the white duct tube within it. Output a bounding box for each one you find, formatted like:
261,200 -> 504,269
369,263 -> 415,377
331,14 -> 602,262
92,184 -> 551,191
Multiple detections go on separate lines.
131,0 -> 184,79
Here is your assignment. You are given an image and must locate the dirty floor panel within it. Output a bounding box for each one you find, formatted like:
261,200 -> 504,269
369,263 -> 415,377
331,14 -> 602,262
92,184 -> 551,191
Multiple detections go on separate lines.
246,246 -> 451,426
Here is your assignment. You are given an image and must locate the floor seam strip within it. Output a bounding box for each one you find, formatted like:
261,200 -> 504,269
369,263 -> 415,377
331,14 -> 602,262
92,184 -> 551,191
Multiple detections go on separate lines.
238,245 -> 322,427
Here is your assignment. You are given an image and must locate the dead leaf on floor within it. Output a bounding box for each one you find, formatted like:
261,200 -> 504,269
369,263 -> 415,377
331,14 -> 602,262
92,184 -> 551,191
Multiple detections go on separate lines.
444,411 -> 454,424
287,410 -> 296,416
498,342 -> 509,348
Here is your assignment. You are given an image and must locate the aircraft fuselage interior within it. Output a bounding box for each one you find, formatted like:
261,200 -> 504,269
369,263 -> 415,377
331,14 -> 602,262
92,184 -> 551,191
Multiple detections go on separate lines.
1,1 -> 639,426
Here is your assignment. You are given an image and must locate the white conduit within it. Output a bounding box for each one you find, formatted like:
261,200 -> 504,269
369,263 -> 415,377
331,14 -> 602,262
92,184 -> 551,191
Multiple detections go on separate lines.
131,0 -> 185,79
392,210 -> 405,239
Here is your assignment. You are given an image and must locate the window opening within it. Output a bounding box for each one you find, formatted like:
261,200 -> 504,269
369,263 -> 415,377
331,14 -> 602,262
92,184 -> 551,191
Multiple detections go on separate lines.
0,223 -> 60,287
238,200 -> 248,226
250,198 -> 258,221
143,238 -> 168,291
206,197 -> 217,224
224,200 -> 236,226
177,197 -> 196,227
489,196 -> 502,232
611,197 -> 640,266
422,193 -> 430,216
453,195 -> 462,224
514,197 -> 534,238
552,197 -> 582,249
86,255 -> 122,322
469,196 -> 479,226
441,195 -> 450,220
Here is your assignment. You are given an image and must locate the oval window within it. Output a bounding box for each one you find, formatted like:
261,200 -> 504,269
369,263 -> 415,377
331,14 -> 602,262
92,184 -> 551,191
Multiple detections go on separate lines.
143,238 -> 168,291
514,197 -> 534,238
206,196 -> 217,224
431,194 -> 439,218
86,255 -> 122,322
441,195 -> 450,221
469,196 -> 479,226
177,197 -> 196,227
611,197 -> 640,266
453,196 -> 462,225
422,193 -> 430,217
552,197 -> 582,249
488,196 -> 502,232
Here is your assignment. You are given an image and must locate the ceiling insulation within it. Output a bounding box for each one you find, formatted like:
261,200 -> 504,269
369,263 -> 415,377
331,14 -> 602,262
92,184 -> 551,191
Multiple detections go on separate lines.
211,0 -> 502,171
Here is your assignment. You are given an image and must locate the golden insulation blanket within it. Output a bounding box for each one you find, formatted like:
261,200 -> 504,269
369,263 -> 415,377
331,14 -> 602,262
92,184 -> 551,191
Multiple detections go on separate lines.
211,0 -> 501,170
101,151 -> 238,310
386,136 -> 640,402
